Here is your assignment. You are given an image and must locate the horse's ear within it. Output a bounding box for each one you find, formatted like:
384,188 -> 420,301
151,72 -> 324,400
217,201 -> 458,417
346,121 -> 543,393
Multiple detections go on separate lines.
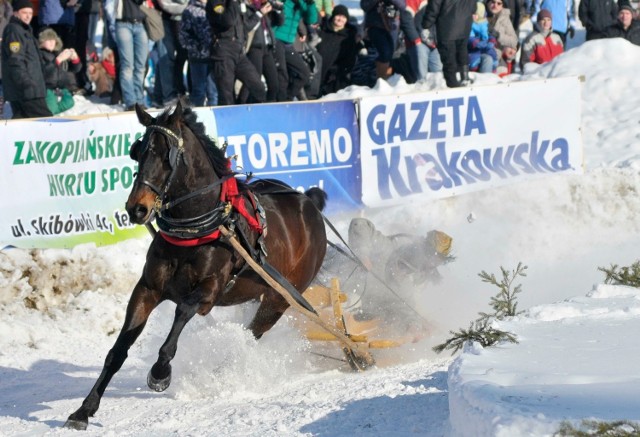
168,99 -> 184,127
135,104 -> 154,127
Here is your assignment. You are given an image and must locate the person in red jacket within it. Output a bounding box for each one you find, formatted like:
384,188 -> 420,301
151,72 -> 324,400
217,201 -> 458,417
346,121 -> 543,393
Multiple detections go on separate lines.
520,8 -> 563,71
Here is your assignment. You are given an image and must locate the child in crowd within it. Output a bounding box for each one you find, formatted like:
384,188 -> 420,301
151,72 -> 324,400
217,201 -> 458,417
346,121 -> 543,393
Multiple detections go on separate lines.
520,9 -> 563,71
468,2 -> 498,74
38,27 -> 80,115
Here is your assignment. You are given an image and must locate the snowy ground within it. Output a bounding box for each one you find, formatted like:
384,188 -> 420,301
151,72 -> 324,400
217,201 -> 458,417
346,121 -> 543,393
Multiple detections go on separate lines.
2,38 -> 640,436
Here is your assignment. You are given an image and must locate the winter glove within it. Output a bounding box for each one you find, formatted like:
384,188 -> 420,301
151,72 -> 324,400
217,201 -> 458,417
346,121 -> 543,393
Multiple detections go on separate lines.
568,26 -> 575,38
421,28 -> 436,48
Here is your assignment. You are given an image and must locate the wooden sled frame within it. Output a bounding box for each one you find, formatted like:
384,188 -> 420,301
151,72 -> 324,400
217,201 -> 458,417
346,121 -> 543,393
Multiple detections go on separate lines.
219,225 -> 376,371
300,280 -> 404,351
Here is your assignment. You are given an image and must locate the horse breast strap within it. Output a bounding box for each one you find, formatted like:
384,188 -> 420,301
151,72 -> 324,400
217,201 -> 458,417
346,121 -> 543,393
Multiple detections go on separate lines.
159,175 -> 266,248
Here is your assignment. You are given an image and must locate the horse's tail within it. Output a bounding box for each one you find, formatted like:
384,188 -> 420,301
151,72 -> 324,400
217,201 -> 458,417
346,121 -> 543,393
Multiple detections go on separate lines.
305,187 -> 327,212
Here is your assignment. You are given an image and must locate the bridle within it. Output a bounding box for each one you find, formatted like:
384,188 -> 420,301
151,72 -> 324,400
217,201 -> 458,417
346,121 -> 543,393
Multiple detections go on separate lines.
131,124 -> 233,238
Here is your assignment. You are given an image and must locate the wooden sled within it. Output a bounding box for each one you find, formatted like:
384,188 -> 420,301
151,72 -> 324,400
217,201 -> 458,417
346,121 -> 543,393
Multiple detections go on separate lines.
291,278 -> 410,351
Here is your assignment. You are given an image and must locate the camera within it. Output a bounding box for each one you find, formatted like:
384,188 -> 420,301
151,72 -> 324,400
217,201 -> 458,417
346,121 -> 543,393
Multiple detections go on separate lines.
265,0 -> 283,10
384,4 -> 397,17
380,0 -> 398,18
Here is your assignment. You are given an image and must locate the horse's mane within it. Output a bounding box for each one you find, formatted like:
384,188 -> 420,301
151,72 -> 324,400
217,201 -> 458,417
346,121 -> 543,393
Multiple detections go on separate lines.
156,106 -> 232,177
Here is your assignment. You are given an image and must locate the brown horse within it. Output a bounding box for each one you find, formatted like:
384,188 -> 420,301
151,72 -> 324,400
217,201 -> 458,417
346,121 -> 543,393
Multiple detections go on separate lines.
64,101 -> 327,430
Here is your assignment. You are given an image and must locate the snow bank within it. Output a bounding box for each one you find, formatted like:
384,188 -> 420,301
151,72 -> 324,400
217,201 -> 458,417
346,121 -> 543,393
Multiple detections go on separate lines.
448,284 -> 640,436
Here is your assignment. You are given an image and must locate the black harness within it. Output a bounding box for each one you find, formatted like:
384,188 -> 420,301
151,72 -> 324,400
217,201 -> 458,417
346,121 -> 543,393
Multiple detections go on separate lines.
131,124 -> 235,238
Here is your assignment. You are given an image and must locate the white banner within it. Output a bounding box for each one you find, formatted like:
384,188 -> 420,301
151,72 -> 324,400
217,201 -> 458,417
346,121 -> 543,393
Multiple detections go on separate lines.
0,113 -> 149,248
358,77 -> 584,207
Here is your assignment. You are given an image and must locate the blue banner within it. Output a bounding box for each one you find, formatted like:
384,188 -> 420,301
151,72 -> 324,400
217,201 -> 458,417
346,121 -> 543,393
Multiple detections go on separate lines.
206,101 -> 362,214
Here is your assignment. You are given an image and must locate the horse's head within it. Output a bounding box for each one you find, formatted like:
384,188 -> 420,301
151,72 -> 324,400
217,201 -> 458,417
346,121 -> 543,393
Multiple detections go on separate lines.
126,101 -> 233,234
126,101 -> 187,225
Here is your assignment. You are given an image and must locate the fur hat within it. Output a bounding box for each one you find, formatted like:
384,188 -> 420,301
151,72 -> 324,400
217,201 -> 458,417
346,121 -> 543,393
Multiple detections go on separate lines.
38,28 -> 63,51
475,2 -> 486,22
12,0 -> 33,10
618,0 -> 635,13
331,4 -> 349,20
537,9 -> 552,21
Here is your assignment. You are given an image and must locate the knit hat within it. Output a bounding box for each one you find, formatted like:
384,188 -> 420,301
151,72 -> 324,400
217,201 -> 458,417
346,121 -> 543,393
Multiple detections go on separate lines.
12,0 -> 33,10
618,0 -> 634,13
537,9 -> 552,21
475,2 -> 486,22
331,4 -> 349,20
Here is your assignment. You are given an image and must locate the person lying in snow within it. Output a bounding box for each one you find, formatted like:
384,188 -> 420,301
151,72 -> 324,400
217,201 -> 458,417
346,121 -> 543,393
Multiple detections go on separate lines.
347,217 -> 454,286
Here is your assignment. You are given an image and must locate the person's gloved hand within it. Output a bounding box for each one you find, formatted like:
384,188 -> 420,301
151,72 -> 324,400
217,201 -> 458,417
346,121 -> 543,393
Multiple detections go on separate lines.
421,28 -> 436,48
568,26 -> 575,38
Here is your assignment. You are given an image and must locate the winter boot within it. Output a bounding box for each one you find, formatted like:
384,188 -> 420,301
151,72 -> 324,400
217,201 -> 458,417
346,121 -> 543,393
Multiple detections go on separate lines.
443,68 -> 460,88
459,66 -> 472,87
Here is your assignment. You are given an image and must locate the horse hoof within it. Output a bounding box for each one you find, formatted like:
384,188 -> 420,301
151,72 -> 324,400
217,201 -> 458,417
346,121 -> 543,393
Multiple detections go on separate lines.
63,418 -> 88,430
147,368 -> 171,392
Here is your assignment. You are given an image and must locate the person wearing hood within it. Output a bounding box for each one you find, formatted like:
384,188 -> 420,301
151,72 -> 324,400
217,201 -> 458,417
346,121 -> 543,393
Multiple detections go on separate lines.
520,8 -> 563,71
316,4 -> 359,95
1,0 -> 52,118
38,27 -> 79,114
468,2 -> 498,74
604,0 -> 640,45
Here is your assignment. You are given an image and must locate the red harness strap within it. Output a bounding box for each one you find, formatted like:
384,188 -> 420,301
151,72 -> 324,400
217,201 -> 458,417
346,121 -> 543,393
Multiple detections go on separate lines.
160,175 -> 263,247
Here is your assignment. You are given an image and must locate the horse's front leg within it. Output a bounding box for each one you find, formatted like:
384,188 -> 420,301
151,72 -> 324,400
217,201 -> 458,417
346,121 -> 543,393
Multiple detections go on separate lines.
146,298 -> 200,392
64,281 -> 160,430
147,277 -> 221,392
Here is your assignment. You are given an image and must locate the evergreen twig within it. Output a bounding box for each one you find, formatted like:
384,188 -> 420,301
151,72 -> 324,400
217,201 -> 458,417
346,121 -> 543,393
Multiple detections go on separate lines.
555,419 -> 640,436
433,263 -> 526,355
598,261 -> 640,288
432,319 -> 518,355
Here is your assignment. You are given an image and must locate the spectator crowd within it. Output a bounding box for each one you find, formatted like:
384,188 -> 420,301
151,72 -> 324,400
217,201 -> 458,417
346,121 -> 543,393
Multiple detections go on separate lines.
1,0 -> 639,118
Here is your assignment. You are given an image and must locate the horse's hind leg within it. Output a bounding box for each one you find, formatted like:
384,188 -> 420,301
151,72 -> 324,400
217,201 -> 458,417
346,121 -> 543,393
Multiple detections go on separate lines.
147,298 -> 200,392
64,282 -> 160,430
247,293 -> 289,339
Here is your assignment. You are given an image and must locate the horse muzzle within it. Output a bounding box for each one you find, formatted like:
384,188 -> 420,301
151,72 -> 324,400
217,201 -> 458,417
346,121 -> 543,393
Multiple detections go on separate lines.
126,187 -> 157,225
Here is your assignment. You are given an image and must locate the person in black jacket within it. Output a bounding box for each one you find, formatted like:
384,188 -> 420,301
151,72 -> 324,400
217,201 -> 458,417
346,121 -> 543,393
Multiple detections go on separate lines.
316,5 -> 358,95
206,0 -> 266,105
361,0 -> 405,80
579,0 -> 618,41
421,0 -> 475,88
1,0 -> 52,118
604,0 -> 640,45
38,27 -> 80,114
239,0 -> 282,103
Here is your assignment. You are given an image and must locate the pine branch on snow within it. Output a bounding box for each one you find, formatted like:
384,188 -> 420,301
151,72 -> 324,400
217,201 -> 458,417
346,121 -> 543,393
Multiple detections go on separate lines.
599,261 -> 640,288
